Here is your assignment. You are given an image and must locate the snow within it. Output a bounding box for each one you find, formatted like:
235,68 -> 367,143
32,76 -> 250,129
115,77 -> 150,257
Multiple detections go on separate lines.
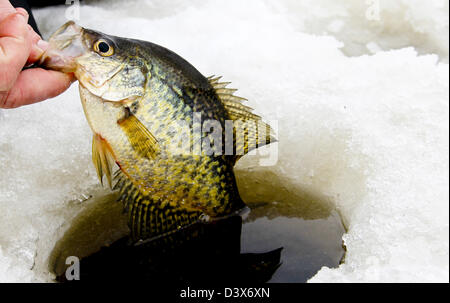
0,0 -> 448,282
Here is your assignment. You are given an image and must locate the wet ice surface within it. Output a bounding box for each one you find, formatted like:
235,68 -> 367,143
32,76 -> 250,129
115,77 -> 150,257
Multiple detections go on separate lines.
0,0 -> 448,282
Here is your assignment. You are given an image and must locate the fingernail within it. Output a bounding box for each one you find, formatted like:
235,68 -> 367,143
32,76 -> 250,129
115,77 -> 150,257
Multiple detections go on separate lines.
15,8 -> 29,22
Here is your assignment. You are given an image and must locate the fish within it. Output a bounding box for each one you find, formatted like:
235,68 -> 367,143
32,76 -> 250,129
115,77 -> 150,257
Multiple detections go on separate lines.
39,21 -> 275,242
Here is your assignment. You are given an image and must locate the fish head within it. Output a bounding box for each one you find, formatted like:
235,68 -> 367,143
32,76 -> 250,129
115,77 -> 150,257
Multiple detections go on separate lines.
39,21 -> 147,102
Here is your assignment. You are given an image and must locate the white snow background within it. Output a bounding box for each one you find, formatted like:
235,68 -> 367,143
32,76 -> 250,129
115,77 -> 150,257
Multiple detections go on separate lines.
0,0 -> 448,282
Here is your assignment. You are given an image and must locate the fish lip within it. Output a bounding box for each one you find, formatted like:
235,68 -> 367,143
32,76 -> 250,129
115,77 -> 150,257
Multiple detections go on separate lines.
48,21 -> 78,41
37,21 -> 85,72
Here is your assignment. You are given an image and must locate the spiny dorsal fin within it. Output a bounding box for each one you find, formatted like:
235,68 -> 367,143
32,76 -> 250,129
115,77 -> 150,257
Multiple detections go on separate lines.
113,171 -> 202,242
117,111 -> 160,160
92,134 -> 115,189
208,76 -> 277,162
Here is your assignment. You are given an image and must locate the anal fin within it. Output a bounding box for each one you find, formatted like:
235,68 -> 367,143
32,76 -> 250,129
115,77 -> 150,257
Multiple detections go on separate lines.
114,172 -> 202,242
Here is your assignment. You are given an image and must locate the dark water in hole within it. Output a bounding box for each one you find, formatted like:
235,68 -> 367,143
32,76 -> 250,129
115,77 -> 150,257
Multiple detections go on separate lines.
242,214 -> 344,282
49,170 -> 346,283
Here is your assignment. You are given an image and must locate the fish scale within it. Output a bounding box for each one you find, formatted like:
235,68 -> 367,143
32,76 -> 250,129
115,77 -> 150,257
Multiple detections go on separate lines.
39,21 -> 275,242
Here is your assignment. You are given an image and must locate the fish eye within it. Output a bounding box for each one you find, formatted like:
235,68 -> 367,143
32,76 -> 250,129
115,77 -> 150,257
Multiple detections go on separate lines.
94,39 -> 114,56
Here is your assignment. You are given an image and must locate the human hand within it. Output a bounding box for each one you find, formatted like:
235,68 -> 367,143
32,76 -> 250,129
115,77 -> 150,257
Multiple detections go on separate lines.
0,0 -> 74,108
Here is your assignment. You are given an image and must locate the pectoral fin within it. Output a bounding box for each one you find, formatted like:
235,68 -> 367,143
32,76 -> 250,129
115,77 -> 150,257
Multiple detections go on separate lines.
118,111 -> 160,160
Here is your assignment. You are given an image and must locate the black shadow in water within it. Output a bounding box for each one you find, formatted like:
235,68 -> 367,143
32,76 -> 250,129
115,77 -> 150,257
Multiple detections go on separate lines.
58,215 -> 283,283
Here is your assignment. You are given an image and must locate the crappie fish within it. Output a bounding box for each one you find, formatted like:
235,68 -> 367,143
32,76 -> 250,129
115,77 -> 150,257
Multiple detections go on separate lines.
39,21 -> 275,242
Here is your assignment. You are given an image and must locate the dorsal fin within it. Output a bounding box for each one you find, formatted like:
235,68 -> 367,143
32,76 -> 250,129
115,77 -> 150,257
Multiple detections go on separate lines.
208,76 -> 276,163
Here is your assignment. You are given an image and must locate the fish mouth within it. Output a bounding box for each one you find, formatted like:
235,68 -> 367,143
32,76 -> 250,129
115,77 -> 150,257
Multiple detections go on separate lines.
38,21 -> 86,73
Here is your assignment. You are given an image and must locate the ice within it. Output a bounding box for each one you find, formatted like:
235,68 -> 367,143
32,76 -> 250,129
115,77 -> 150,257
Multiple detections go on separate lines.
269,0 -> 449,62
0,0 -> 448,282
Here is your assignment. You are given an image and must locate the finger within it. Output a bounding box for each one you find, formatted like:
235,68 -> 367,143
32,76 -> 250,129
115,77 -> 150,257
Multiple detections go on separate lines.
0,7 -> 43,64
3,7 -> 44,62
0,12 -> 31,91
15,7 -> 28,19
0,0 -> 15,22
0,68 -> 75,108
26,24 -> 48,63
28,39 -> 48,64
